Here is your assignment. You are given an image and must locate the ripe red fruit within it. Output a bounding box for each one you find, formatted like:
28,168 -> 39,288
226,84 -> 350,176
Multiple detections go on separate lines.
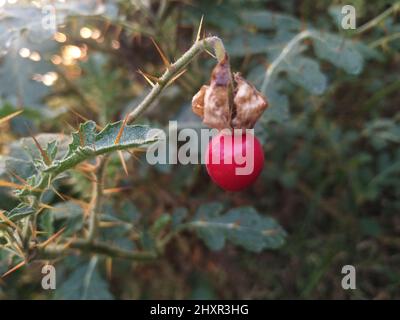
205,131 -> 264,191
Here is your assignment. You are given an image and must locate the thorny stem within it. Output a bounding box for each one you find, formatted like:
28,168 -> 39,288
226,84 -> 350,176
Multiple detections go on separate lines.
41,239 -> 157,261
87,156 -> 108,242
127,36 -> 225,123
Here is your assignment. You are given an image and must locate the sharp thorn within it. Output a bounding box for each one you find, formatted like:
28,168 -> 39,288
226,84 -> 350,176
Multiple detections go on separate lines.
166,69 -> 187,87
150,37 -> 171,68
0,110 -> 23,126
137,69 -> 155,87
1,260 -> 26,278
195,15 -> 204,43
114,114 -> 129,145
118,150 -> 129,176
24,123 -> 51,165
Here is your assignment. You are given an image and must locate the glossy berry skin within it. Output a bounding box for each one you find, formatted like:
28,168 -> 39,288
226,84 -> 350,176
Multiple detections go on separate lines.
205,131 -> 264,191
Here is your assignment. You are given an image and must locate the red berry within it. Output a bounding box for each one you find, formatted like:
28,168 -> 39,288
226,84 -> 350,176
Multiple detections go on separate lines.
205,131 -> 264,191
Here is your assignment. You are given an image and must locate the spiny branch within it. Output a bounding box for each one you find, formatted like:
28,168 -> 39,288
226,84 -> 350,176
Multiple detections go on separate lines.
127,36 -> 225,123
3,35 -> 227,264
40,239 -> 157,261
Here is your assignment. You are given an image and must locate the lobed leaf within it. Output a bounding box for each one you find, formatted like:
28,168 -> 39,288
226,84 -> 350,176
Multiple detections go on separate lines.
1,203 -> 35,224
41,120 -> 159,176
282,56 -> 327,95
312,32 -> 364,75
54,261 -> 114,300
192,203 -> 286,252
0,120 -> 159,224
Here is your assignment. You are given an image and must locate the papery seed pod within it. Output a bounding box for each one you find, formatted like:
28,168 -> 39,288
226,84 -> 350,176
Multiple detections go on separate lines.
192,85 -> 207,117
191,54 -> 268,130
191,54 -> 232,130
231,73 -> 268,129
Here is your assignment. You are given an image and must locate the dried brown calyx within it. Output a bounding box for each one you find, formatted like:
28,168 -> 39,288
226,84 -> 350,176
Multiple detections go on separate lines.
191,54 -> 268,130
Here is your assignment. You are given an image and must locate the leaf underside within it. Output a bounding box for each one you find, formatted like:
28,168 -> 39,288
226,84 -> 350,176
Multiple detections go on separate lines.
192,203 -> 287,252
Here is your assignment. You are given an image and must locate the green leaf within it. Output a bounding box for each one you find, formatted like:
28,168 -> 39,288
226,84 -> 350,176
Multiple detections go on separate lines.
65,121 -> 97,158
120,201 -> 141,222
312,32 -> 364,75
46,201 -> 84,237
99,203 -> 135,251
191,202 -> 226,250
10,133 -> 70,163
226,33 -> 271,57
226,10 -> 301,57
360,218 -> 382,238
194,202 -> 225,220
0,155 -> 37,182
151,214 -> 171,236
46,140 -> 58,162
1,132 -> 71,181
192,204 -> 286,252
226,30 -> 299,58
240,10 -> 301,31
21,120 -> 159,191
95,121 -> 156,152
282,56 -> 327,95
261,79 -> 290,124
55,258 -> 114,300
328,6 -> 344,29
363,118 -> 400,149
39,210 -> 54,236
1,203 -> 35,224
1,120 -> 159,224
172,207 -> 189,230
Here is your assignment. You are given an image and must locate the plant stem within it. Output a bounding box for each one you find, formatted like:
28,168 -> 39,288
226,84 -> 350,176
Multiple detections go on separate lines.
82,256 -> 99,299
158,223 -> 191,251
369,32 -> 400,48
41,239 -> 157,260
87,156 -> 108,242
362,79 -> 400,113
127,36 -> 225,123
260,29 -> 313,94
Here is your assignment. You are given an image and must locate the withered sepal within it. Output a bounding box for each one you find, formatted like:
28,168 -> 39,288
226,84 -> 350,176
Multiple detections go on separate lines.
191,55 -> 268,130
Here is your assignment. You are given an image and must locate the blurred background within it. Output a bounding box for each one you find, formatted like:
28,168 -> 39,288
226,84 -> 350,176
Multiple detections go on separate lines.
0,0 -> 399,299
